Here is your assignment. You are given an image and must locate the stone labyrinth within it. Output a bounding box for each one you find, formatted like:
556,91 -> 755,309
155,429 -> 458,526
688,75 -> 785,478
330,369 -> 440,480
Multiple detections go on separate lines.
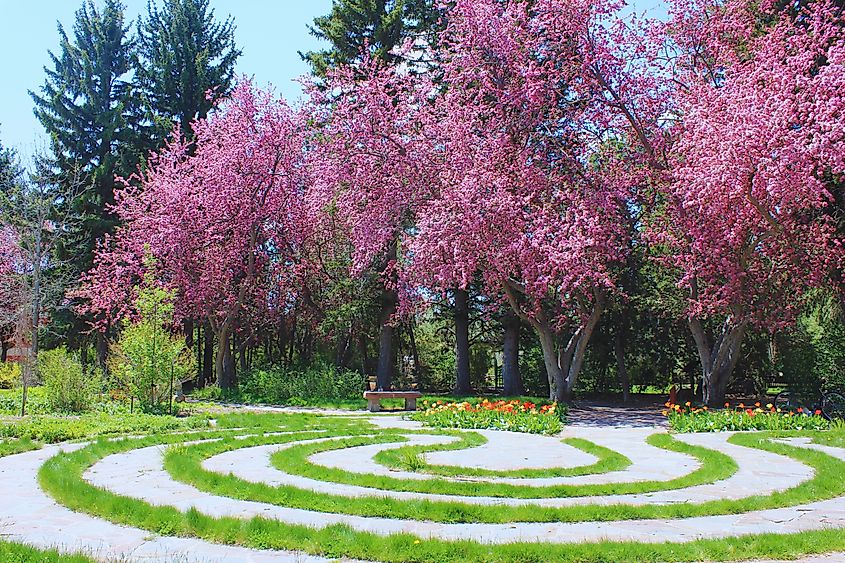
3,410 -> 845,562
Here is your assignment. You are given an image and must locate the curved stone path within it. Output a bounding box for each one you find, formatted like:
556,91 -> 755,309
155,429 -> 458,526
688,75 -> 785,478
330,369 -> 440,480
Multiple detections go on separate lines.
2,408 -> 845,561
195,429 -> 808,508
0,444 -> 346,563
81,427 -> 839,544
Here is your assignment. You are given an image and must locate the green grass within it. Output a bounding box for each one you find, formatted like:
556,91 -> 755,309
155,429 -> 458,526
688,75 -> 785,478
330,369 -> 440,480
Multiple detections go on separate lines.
35,417 -> 845,562
0,437 -> 41,457
163,426 -> 845,524
0,540 -> 93,562
374,434 -> 631,478
268,431 -> 736,499
812,422 -> 845,447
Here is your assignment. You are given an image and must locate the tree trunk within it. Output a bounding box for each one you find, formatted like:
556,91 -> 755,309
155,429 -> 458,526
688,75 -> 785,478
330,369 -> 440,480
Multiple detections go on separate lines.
502,313 -> 523,396
277,322 -> 287,365
21,249 -> 43,416
614,330 -> 630,403
96,331 -> 108,377
238,334 -> 249,373
689,317 -> 748,407
536,327 -> 565,401
335,324 -> 353,369
216,326 -> 236,390
195,323 -> 204,387
184,318 -> 194,349
300,326 -> 313,364
453,288 -> 472,395
202,322 -> 214,387
376,292 -> 395,390
376,240 -> 398,391
529,295 -> 606,404
287,315 -> 297,367
407,320 -> 421,382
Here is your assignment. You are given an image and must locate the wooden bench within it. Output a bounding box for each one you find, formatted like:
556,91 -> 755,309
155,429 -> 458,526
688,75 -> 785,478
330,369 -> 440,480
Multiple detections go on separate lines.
363,391 -> 422,413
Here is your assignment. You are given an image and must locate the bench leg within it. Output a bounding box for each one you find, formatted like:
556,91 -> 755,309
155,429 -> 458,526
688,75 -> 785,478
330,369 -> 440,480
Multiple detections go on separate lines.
405,398 -> 417,411
367,398 -> 381,413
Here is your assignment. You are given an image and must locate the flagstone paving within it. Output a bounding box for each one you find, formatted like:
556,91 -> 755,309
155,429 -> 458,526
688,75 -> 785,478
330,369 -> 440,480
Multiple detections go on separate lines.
2,408 -> 845,561
80,427 -> 837,544
0,445 -> 347,563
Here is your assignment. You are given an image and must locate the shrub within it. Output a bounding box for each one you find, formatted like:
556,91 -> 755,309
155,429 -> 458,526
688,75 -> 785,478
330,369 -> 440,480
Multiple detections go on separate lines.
0,362 -> 21,389
665,401 -> 830,432
410,399 -> 565,435
110,260 -> 195,413
238,363 -> 364,404
39,348 -> 101,414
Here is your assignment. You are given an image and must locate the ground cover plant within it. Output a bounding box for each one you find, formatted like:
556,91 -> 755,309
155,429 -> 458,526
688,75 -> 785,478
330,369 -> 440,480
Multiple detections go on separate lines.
666,401 -> 831,432
32,412 -> 845,562
410,399 -> 565,434
0,411 -> 210,443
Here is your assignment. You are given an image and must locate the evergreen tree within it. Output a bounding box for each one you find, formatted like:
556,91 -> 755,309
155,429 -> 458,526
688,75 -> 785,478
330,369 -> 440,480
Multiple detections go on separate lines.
301,0 -> 441,76
29,0 -> 140,362
135,0 -> 241,143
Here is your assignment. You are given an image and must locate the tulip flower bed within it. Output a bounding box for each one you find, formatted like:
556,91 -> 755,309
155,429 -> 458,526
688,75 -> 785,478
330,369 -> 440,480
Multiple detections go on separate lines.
665,401 -> 830,432
410,399 -> 565,435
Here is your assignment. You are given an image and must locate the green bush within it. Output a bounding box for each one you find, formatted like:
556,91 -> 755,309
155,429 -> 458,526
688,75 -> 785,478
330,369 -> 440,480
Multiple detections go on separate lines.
238,363 -> 364,404
110,260 -> 195,413
779,291 -> 845,401
0,386 -> 51,414
0,362 -> 21,389
39,348 -> 101,414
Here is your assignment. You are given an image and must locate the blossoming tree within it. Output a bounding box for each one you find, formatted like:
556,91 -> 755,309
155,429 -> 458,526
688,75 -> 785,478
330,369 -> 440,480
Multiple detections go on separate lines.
77,81 -> 311,388
654,0 -> 845,404
403,0 -> 634,402
307,58 -> 436,390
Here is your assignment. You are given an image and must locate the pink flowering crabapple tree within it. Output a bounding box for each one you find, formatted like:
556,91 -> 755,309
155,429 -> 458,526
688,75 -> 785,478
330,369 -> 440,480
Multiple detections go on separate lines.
402,0 -> 635,403
306,57 -> 437,391
0,226 -> 23,361
77,82 -> 311,389
652,0 -> 845,405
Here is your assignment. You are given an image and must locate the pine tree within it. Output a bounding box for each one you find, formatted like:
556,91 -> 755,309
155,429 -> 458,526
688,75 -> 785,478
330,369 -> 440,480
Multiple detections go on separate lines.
29,0 -> 140,363
301,0 -> 441,77
135,0 -> 240,143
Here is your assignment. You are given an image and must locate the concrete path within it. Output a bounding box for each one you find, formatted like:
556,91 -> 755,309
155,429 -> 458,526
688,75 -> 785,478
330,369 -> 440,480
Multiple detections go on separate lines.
0,444 -> 351,563
1,410 -> 844,562
198,430 -> 807,506
82,429 -> 840,543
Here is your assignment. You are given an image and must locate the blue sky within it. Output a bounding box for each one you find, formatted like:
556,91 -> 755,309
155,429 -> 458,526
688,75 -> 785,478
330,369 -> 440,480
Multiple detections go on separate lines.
0,0 -> 333,164
0,0 -> 664,166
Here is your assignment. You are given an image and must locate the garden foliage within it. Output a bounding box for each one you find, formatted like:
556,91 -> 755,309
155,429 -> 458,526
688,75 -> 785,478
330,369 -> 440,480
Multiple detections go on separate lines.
411,399 -> 565,435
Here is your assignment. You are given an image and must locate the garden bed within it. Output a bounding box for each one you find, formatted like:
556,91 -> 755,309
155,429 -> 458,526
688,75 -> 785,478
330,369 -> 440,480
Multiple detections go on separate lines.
665,401 -> 832,432
409,399 -> 565,434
